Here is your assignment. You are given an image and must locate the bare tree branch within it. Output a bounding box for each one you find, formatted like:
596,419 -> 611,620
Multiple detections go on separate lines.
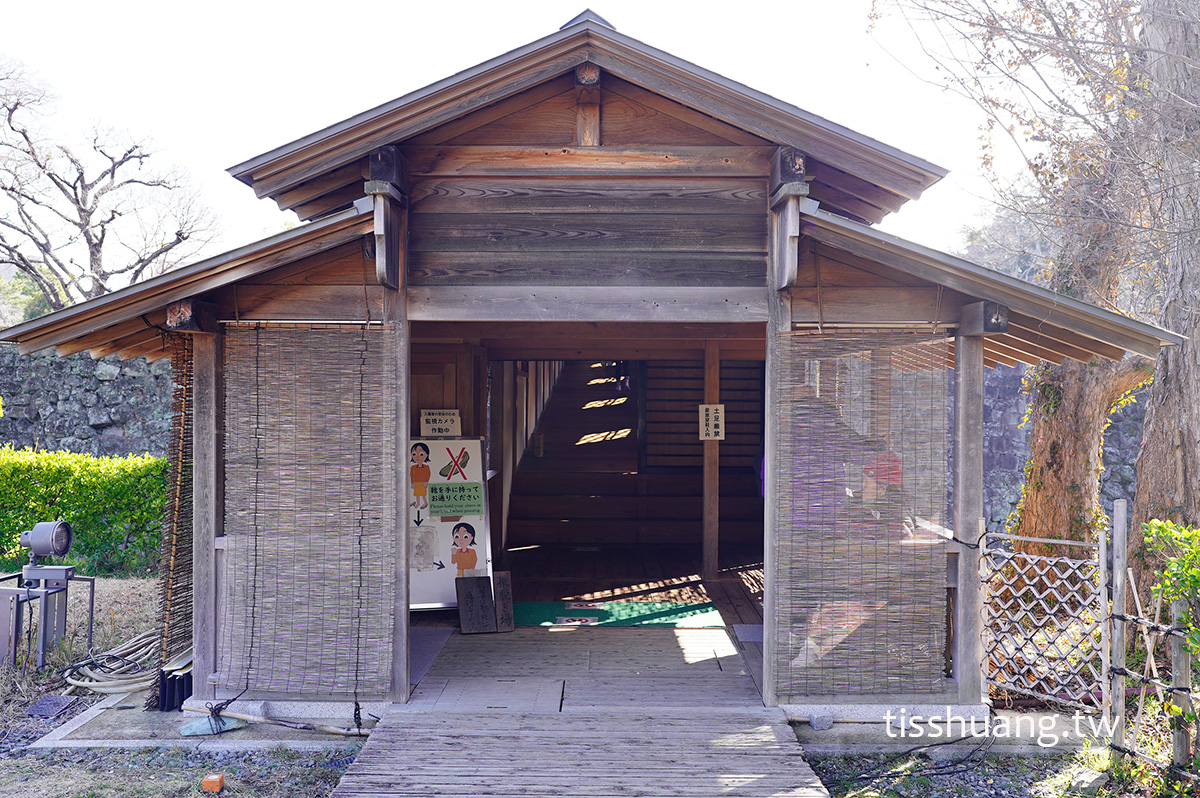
0,57 -> 213,310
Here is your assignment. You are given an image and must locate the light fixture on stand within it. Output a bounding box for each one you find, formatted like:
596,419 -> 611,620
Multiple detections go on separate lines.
1,520 -> 95,668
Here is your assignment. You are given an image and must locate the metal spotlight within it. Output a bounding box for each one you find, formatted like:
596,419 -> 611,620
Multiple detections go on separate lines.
20,520 -> 73,565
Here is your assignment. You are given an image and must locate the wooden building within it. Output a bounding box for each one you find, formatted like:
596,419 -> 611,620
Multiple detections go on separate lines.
1,12 -> 1180,716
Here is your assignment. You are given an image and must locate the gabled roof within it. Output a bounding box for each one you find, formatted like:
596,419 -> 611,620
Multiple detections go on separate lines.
799,203 -> 1184,361
0,205 -> 372,357
228,16 -> 947,224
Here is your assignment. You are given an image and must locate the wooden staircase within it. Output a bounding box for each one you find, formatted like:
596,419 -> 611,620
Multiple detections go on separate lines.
506,361 -> 764,546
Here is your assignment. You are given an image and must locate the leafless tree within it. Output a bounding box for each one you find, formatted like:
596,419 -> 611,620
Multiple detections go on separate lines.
0,59 -> 212,312
877,1 -> 1199,584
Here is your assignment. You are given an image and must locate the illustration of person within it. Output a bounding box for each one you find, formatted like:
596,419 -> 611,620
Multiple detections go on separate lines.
450,522 -> 478,577
410,443 -> 431,510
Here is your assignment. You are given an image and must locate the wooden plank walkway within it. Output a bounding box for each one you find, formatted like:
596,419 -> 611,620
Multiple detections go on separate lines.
332,628 -> 826,797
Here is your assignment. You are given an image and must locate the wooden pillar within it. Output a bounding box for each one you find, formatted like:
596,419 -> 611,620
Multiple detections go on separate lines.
500,362 -> 516,552
763,150 -> 804,705
1111,498 -> 1128,768
1171,598 -> 1192,773
703,341 -> 720,581
953,332 -> 985,705
368,146 -> 411,703
191,331 -> 223,701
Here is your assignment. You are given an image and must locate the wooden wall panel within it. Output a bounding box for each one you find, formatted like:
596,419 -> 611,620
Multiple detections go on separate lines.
642,359 -> 764,471
448,91 -> 577,146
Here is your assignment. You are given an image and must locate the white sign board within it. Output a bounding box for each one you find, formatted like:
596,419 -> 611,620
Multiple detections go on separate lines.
420,409 -> 462,438
408,437 -> 491,609
699,404 -> 725,440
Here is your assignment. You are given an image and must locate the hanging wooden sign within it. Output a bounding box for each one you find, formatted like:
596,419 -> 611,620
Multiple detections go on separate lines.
420,409 -> 461,437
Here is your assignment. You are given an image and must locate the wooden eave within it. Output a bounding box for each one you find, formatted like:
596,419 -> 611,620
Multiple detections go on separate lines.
227,19 -> 945,223
798,204 -> 1184,363
0,205 -> 373,358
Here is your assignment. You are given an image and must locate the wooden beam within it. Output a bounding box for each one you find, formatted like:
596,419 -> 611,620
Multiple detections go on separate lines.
408,286 -> 768,323
986,335 -> 1065,366
54,316 -> 163,357
953,334 -> 985,706
805,159 -> 908,214
414,321 -> 765,341
984,336 -> 1057,367
992,330 -> 1093,365
89,327 -> 164,359
703,341 -> 720,582
1007,311 -> 1126,362
790,286 -> 967,325
192,332 -> 223,701
403,146 -> 774,178
273,160 -> 368,214
118,336 -> 175,362
216,285 -> 384,321
484,344 -> 744,361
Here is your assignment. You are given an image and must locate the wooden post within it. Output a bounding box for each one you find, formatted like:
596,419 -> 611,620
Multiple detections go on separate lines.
1172,598 -> 1193,776
953,332 -> 985,705
762,184 -> 800,706
368,153 -> 411,703
1111,499 -> 1128,767
191,331 -> 223,701
703,341 -> 720,582
500,362 -> 515,553
575,64 -> 601,146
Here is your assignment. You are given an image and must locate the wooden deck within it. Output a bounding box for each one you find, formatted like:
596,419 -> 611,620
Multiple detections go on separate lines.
332,627 -> 826,797
413,541 -> 768,695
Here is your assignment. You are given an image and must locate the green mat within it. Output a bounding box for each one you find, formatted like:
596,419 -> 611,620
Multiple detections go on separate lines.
512,601 -> 724,628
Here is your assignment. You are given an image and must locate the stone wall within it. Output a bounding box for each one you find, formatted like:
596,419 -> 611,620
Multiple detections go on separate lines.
0,343 -> 174,457
983,363 -> 1146,534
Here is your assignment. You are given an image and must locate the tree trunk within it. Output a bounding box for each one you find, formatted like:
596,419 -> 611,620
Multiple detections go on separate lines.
1013,358 -> 1151,557
1130,0 -> 1200,602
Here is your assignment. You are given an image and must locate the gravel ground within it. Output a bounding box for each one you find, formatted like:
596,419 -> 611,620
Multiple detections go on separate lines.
0,695 -> 101,759
807,743 -> 1176,798
0,745 -> 358,797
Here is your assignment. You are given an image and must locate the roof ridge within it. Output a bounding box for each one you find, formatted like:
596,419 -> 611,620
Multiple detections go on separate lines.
561,9 -> 615,30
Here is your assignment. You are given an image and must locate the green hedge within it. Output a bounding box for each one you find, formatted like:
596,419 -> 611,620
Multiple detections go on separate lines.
0,446 -> 166,574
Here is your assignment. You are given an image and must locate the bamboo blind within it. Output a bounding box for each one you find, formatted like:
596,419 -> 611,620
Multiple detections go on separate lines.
216,325 -> 397,696
772,330 -> 951,696
145,333 -> 194,710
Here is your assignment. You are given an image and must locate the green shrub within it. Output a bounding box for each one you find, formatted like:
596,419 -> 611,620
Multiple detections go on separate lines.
1144,518 -> 1200,650
0,445 -> 166,575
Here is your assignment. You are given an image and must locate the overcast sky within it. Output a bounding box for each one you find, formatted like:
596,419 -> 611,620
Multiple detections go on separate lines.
2,0 -> 1014,261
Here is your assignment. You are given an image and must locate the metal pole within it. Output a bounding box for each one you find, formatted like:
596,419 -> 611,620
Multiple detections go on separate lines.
1171,598 -> 1192,777
1111,499 -> 1128,768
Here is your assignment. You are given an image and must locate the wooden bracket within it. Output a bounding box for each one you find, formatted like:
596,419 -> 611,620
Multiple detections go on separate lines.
369,145 -> 410,195
958,301 -> 1010,336
364,146 -> 410,291
165,299 -> 218,334
769,146 -> 808,208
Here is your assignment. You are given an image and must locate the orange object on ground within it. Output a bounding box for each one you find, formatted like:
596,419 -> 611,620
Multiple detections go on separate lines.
202,773 -> 225,792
